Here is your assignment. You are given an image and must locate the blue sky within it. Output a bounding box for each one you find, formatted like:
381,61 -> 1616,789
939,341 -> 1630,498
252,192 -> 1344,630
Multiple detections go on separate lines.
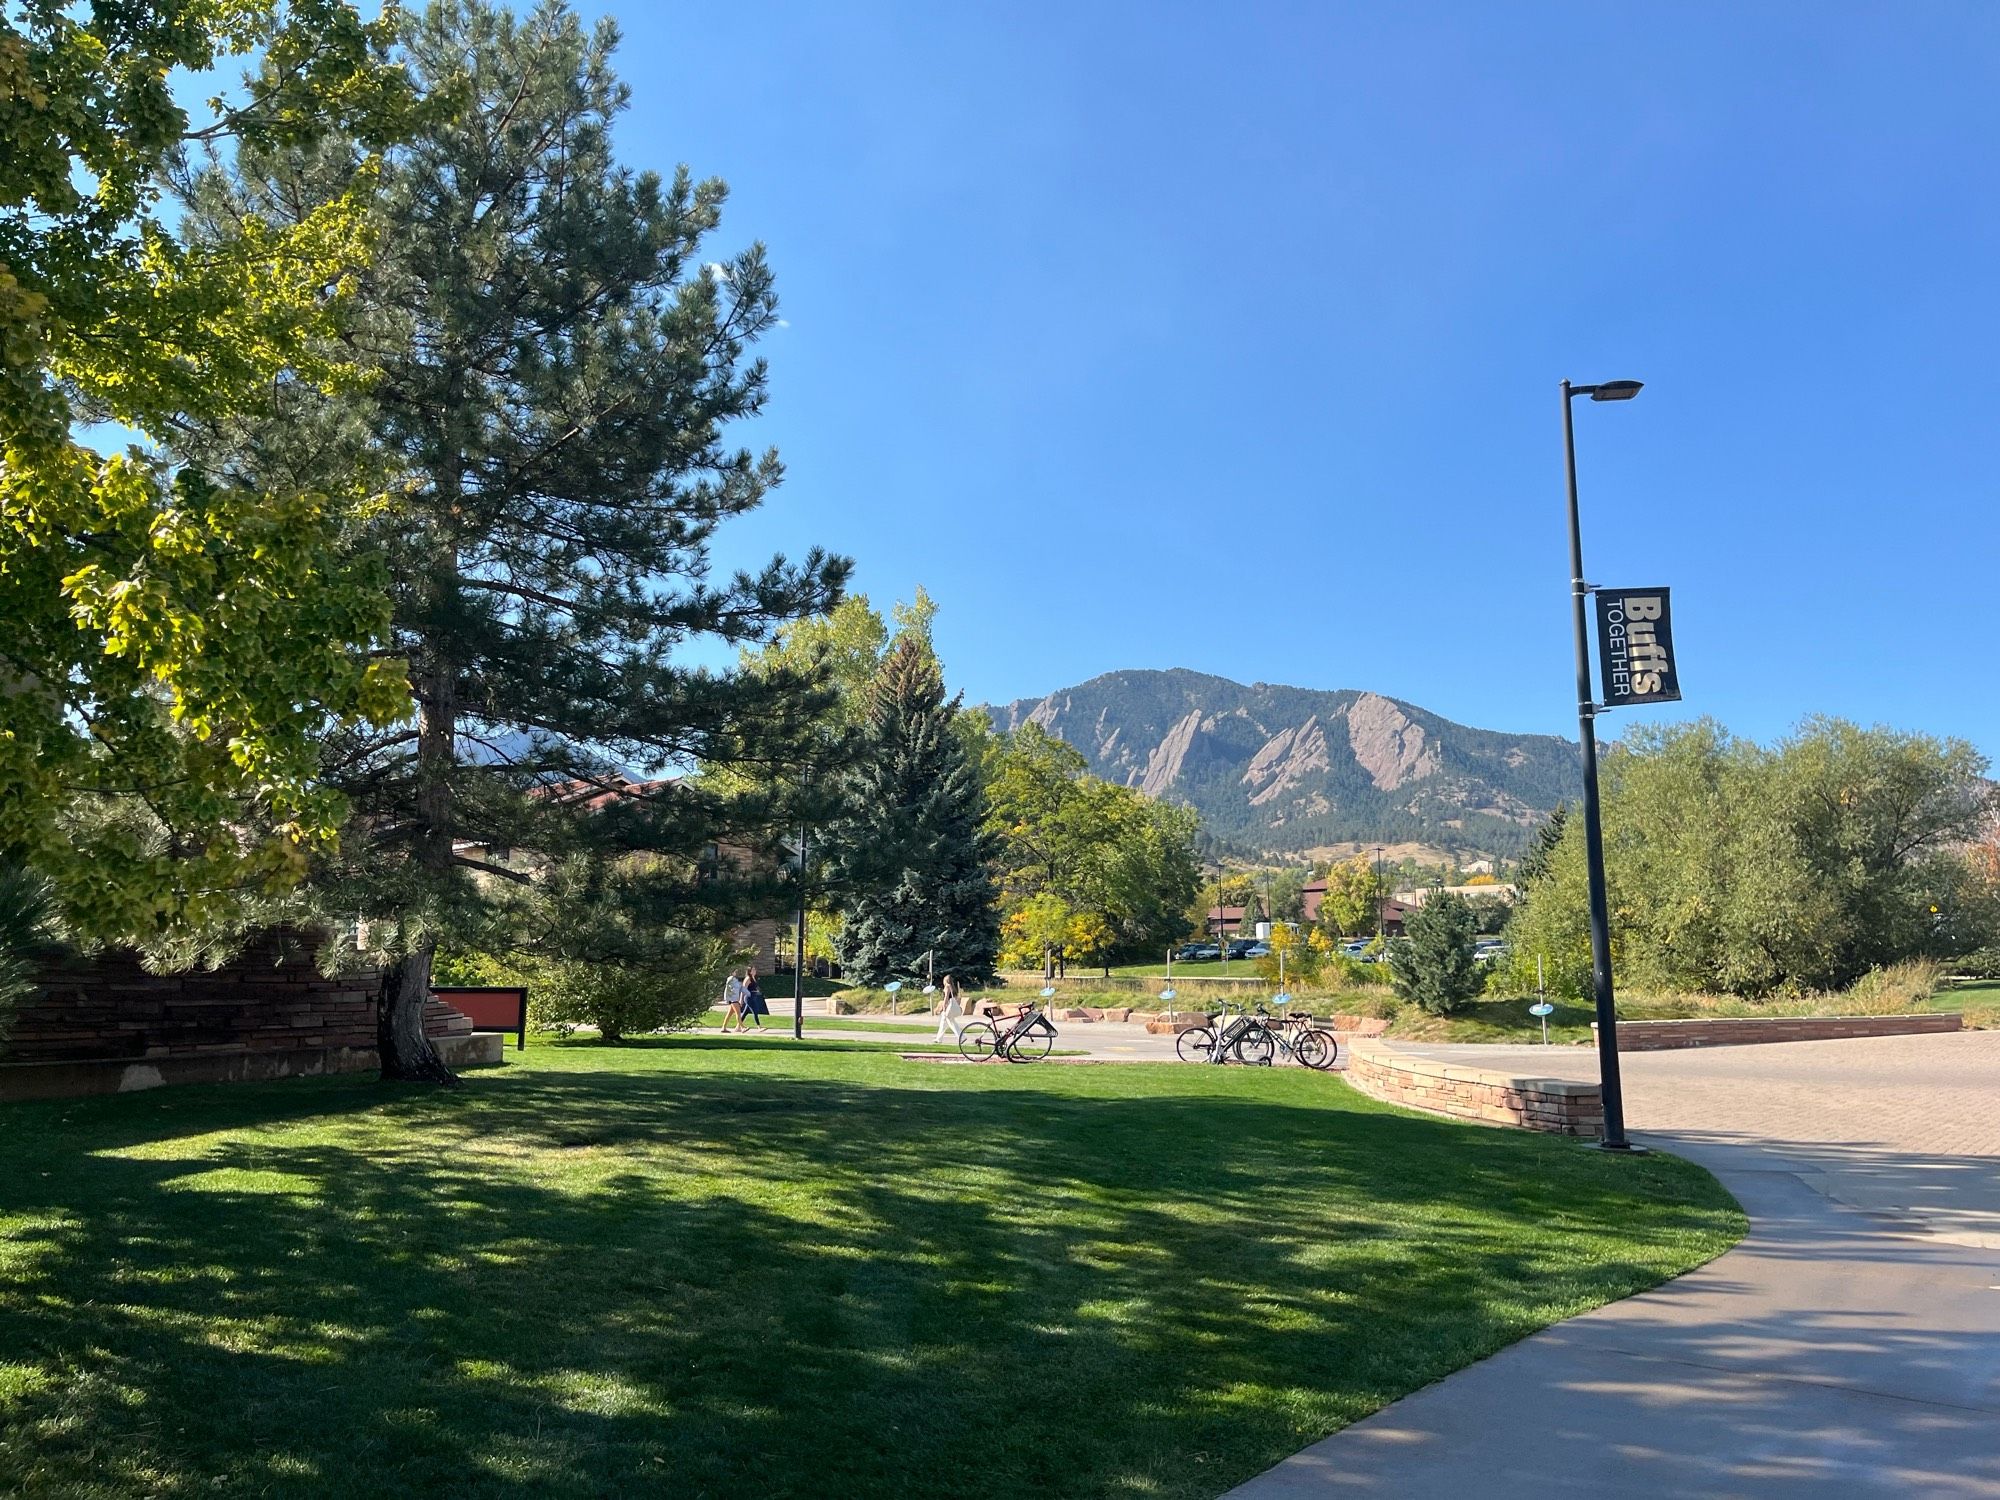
594,3 -> 1998,757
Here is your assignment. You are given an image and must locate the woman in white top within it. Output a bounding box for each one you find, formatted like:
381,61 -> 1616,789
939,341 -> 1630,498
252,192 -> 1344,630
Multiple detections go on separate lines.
934,973 -> 966,1043
719,968 -> 746,1033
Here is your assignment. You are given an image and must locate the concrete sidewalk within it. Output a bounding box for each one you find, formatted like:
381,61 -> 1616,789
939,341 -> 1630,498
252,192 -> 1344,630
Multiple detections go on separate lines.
1227,1035 -> 2000,1499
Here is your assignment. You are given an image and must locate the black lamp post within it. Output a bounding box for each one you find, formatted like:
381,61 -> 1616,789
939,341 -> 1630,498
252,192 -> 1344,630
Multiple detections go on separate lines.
1562,378 -> 1642,1151
790,814 -> 808,1042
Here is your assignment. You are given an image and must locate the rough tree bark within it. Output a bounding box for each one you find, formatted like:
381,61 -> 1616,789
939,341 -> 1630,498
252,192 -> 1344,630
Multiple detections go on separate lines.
377,653 -> 460,1084
378,939 -> 457,1085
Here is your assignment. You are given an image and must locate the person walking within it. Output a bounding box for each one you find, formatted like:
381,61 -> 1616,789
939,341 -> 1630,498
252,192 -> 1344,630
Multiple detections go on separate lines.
719,967 -> 747,1033
741,968 -> 770,1031
935,973 -> 967,1044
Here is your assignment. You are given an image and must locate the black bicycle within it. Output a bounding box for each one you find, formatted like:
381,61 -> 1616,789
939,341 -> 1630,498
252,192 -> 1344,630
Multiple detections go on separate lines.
1256,1009 -> 1339,1070
1176,1005 -> 1273,1065
958,1003 -> 1059,1063
1177,1005 -> 1338,1069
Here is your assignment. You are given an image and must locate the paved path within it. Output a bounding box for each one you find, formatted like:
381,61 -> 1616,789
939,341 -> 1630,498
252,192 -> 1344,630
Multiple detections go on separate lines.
1229,1032 -> 2000,1499
811,1010 -> 1196,1063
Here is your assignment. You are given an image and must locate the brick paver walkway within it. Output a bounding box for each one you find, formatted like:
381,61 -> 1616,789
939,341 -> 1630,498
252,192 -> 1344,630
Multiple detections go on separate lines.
1398,1031 -> 2000,1244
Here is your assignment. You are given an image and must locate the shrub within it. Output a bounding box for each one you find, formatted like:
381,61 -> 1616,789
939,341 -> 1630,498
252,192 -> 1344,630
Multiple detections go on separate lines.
434,937 -> 738,1042
1835,959 -> 1940,1011
1951,947 -> 2000,980
432,949 -> 521,987
531,940 -> 736,1042
1388,893 -> 1482,1016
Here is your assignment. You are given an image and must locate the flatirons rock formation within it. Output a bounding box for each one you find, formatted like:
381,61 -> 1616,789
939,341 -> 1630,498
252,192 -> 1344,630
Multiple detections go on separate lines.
987,669 -> 1579,857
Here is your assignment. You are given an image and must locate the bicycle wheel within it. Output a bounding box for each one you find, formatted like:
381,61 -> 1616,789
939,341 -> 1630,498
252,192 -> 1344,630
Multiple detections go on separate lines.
1231,1027 -> 1275,1067
1175,1026 -> 1216,1063
958,1022 -> 1000,1062
1293,1030 -> 1330,1069
1005,1024 -> 1054,1063
1306,1028 -> 1340,1070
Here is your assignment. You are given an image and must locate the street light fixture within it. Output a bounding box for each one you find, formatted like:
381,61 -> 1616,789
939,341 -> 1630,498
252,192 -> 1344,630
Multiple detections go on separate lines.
1562,378 -> 1643,1152
1580,380 -> 1643,402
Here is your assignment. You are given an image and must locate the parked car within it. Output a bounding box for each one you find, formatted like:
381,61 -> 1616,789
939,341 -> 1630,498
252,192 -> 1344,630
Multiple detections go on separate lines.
1242,943 -> 1271,959
1226,939 -> 1256,960
1176,943 -> 1217,962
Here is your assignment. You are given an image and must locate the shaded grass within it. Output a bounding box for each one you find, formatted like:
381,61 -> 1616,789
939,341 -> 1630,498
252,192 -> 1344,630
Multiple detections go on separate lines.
1,1040 -> 1741,1498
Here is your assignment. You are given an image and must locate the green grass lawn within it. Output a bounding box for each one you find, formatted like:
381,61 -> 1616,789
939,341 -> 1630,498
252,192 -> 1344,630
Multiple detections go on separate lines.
1930,978 -> 2000,1027
0,1040 -> 1741,1499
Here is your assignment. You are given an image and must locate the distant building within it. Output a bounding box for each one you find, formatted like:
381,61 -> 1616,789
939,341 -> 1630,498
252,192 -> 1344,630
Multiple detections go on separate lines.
1393,884 -> 1519,907
1204,905 -> 1251,938
1301,882 -> 1326,924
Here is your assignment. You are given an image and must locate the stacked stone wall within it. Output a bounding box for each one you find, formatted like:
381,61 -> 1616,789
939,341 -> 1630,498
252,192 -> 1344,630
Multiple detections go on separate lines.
1,929 -> 486,1100
1344,1040 -> 1604,1136
1599,1014 -> 1962,1051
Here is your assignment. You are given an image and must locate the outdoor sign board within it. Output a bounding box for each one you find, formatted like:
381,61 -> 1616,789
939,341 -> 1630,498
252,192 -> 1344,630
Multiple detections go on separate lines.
1595,587 -> 1681,707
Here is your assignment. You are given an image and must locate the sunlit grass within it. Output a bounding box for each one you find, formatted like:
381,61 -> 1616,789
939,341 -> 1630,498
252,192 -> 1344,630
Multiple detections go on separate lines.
2,1036 -> 1741,1498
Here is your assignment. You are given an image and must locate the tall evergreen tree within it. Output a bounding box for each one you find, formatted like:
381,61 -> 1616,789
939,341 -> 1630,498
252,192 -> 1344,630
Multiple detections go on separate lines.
1516,804 -> 1569,887
831,637 -> 1000,985
178,1 -> 845,1080
1389,892 -> 1482,1015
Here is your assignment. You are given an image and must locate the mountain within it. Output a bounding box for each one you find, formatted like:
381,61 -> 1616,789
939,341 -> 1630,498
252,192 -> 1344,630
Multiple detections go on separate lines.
985,670 -> 1581,859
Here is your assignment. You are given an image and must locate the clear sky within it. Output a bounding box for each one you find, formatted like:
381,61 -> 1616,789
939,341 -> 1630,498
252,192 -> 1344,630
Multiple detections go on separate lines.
584,2 -> 1999,759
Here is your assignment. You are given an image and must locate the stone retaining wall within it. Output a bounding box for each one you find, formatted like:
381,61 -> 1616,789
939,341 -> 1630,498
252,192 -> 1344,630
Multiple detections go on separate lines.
0,1032 -> 503,1102
1596,1014 -> 1963,1051
1343,1040 -> 1604,1136
1,928 -> 491,1101
995,971 -> 1266,995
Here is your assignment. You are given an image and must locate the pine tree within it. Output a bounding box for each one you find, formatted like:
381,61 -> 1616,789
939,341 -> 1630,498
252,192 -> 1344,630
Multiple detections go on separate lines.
1389,892 -> 1482,1015
831,638 -> 1000,986
1517,804 -> 1570,887
178,1 -> 846,1080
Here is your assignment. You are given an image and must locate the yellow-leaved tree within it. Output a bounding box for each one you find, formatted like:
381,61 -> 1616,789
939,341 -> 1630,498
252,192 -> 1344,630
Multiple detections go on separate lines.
0,2 -> 413,948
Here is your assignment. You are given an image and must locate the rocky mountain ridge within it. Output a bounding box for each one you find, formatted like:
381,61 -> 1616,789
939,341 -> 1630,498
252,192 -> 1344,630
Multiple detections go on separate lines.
987,669 -> 1580,858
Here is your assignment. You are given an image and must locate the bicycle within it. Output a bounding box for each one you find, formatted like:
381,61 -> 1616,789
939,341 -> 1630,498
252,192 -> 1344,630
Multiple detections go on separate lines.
1177,1003 -> 1339,1069
957,1002 -> 1059,1063
1252,1008 -> 1340,1070
1176,1004 -> 1274,1065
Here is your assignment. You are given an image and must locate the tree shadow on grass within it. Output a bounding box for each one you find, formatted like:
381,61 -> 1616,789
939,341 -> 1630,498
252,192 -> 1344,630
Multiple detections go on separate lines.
0,1055 -> 1740,1500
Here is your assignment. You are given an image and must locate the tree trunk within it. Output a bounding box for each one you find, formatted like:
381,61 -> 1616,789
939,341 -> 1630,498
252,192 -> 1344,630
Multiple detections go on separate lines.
379,941 -> 458,1084
379,642 -> 462,1086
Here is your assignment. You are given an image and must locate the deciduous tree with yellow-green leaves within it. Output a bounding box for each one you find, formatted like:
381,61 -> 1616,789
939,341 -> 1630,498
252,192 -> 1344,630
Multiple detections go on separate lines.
0,1 -> 413,947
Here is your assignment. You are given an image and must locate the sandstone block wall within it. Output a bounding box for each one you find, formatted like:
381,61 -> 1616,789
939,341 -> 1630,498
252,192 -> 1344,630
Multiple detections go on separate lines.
1598,1014 -> 1962,1051
1344,1040 -> 1604,1136
1,928 -> 486,1100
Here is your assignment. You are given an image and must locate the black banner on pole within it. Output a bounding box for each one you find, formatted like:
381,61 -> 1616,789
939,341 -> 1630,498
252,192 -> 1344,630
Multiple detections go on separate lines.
1595,587 -> 1681,707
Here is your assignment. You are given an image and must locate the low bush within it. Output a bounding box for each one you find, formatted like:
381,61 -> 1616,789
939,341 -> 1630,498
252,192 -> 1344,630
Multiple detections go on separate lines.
532,941 -> 736,1043
1949,947 -> 2000,980
435,940 -> 738,1042
1835,959 -> 1940,1011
